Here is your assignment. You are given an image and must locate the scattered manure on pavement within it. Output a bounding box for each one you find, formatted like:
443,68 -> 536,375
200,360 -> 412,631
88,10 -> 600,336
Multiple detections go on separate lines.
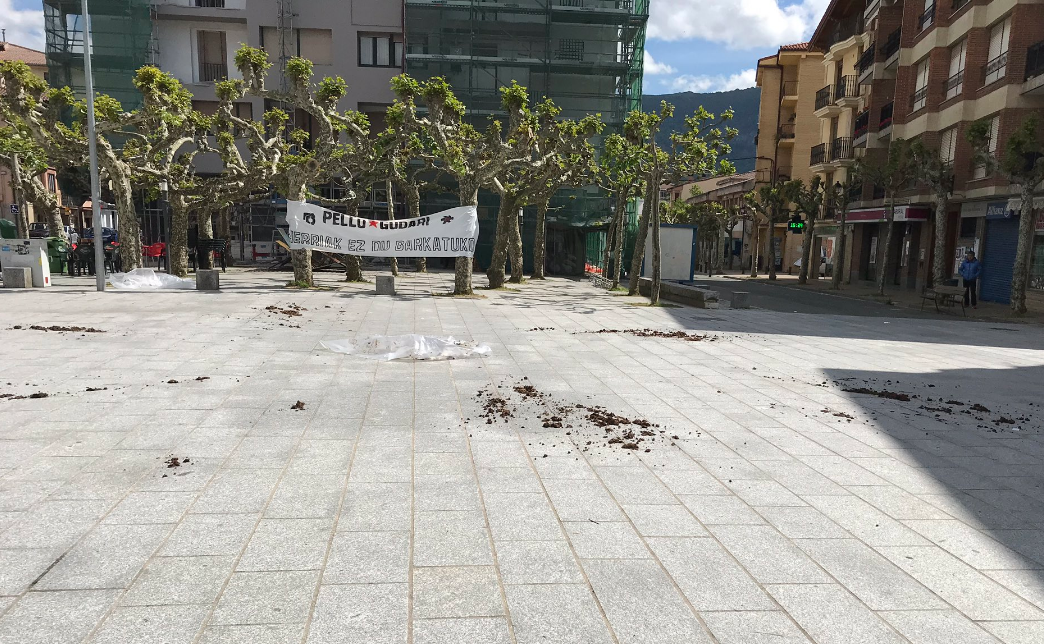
842,387 -> 912,402
582,328 -> 718,341
13,324 -> 106,333
290,400 -> 306,411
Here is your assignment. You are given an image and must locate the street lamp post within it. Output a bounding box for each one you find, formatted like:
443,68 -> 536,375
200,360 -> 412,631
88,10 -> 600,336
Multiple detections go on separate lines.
159,180 -> 171,273
81,0 -> 105,291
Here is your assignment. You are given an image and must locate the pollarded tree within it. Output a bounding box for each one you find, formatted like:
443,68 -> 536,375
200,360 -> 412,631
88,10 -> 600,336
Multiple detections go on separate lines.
908,139 -> 955,287
827,176 -> 856,290
235,46 -> 370,286
855,138 -> 916,296
967,114 -> 1044,314
598,122 -> 646,289
0,125 -> 65,240
390,75 -> 533,295
790,175 -> 825,284
625,103 -> 736,304
743,179 -> 792,280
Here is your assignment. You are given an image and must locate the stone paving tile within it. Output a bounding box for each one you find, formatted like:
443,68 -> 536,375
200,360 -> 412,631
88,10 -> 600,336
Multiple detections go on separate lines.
7,273 -> 1044,642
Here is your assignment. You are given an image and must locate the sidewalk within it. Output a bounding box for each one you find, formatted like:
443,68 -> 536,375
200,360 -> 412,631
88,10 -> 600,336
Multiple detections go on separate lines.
722,271 -> 1044,324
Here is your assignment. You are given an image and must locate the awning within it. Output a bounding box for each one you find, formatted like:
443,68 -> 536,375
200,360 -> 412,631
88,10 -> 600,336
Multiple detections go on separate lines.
846,205 -> 930,223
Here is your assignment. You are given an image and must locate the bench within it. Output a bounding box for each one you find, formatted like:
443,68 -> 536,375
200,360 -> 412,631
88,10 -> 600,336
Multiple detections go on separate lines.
921,285 -> 966,316
191,239 -> 228,272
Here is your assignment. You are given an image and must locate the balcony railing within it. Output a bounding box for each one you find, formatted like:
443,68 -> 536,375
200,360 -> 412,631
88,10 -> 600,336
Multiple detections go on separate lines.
984,51 -> 1008,85
911,86 -> 927,111
781,80 -> 799,97
918,4 -> 935,31
879,101 -> 894,129
195,0 -> 226,6
835,76 -> 858,101
199,62 -> 228,82
815,86 -> 833,110
873,184 -> 885,199
778,123 -> 796,140
833,137 -> 854,161
951,0 -> 971,14
944,69 -> 964,99
882,27 -> 901,60
848,182 -> 863,203
1027,40 -> 1044,81
853,110 -> 870,139
776,166 -> 792,181
829,14 -> 864,46
811,143 -> 828,166
858,43 -> 876,74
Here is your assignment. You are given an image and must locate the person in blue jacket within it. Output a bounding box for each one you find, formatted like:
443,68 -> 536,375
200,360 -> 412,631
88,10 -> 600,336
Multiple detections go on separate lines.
959,250 -> 982,308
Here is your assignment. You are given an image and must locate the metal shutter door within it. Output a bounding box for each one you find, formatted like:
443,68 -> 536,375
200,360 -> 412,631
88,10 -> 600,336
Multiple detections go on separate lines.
980,218 -> 1019,303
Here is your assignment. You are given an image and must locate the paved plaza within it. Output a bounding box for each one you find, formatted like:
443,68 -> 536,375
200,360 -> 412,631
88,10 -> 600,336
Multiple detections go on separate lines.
2,270 -> 1044,644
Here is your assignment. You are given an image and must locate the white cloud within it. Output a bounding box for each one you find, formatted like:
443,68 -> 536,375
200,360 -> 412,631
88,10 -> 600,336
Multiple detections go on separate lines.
648,0 -> 830,50
669,68 -> 757,93
643,51 -> 677,75
0,0 -> 46,52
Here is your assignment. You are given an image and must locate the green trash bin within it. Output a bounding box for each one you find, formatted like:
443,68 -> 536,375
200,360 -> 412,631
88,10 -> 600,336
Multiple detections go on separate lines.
0,219 -> 16,240
45,237 -> 69,274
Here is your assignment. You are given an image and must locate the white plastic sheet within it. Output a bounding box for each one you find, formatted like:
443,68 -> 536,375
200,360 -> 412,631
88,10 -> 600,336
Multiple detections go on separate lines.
321,334 -> 491,361
108,268 -> 195,291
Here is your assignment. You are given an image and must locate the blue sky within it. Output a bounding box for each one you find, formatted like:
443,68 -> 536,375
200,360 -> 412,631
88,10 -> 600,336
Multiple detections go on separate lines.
6,0 -> 830,95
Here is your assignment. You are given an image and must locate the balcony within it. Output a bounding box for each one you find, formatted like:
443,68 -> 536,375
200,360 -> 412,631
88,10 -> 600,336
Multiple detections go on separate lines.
951,0 -> 971,14
882,27 -> 901,66
918,4 -> 935,32
810,143 -> 828,167
864,0 -> 881,23
911,86 -> 927,113
831,137 -> 854,164
196,0 -> 225,6
834,75 -> 860,106
198,62 -> 228,83
858,43 -> 876,80
828,14 -> 864,47
815,85 -> 833,110
781,80 -> 799,104
778,122 -> 796,143
853,109 -> 870,145
878,101 -> 893,135
944,69 -> 964,101
1025,40 -> 1044,95
983,52 -> 1008,86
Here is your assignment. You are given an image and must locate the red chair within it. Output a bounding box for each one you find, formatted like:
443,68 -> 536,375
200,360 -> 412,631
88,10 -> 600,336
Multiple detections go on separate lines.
143,243 -> 166,268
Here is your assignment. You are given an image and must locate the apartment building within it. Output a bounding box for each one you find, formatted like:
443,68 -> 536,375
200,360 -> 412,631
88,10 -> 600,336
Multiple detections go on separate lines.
755,43 -> 825,274
807,0 -> 1044,302
0,40 -> 63,231
664,171 -> 757,269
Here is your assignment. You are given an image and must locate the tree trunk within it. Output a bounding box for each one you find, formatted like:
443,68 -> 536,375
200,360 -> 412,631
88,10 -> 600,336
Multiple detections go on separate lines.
217,207 -> 232,266
386,177 -> 398,277
798,210 -> 817,284
198,209 -> 214,270
749,220 -> 760,278
832,215 -> 847,290
454,181 -> 479,295
532,199 -> 549,279
767,209 -> 778,280
507,204 -> 524,284
611,199 -> 626,289
931,192 -> 949,287
487,194 -> 514,289
344,201 -> 364,282
627,184 -> 655,295
1009,184 -> 1037,314
10,154 -> 30,238
99,147 -> 142,270
404,182 -> 425,272
286,183 -> 313,286
876,197 -> 896,296
602,195 -> 622,276
169,195 -> 190,277
650,192 -> 662,305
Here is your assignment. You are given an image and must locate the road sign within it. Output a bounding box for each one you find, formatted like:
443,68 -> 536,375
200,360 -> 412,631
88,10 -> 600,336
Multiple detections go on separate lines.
9,204 -> 18,215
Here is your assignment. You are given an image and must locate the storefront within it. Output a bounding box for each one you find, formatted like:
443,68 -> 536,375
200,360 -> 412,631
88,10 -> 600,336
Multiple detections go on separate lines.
979,197 -> 1044,304
846,205 -> 929,287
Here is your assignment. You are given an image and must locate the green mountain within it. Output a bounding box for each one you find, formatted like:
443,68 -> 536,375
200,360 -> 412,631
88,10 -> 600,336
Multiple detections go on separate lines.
642,87 -> 760,173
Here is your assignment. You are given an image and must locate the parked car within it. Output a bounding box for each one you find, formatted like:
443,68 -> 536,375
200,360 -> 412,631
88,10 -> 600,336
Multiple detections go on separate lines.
28,222 -> 49,239
82,227 -> 118,244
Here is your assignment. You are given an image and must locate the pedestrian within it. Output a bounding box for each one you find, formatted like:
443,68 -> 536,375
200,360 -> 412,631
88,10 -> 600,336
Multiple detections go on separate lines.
68,229 -> 79,246
959,250 -> 981,309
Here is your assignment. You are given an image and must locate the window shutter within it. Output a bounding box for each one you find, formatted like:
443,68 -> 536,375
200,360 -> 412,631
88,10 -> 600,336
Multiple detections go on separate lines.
941,128 -> 957,163
988,18 -> 1010,60
949,40 -> 965,77
916,59 -> 929,89
988,115 -> 1000,154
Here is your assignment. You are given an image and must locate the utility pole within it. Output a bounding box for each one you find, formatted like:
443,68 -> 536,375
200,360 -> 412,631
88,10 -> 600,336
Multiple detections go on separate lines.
82,0 -> 106,290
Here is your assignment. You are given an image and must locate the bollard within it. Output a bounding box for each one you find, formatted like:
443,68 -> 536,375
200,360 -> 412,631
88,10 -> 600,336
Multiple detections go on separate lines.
2,267 -> 33,288
196,269 -> 220,291
376,275 -> 395,295
732,291 -> 750,309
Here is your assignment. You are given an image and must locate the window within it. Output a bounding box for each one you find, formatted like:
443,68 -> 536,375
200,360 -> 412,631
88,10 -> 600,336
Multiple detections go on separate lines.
912,58 -> 929,111
197,30 -> 228,82
359,34 -> 403,68
232,102 -> 252,120
946,40 -> 966,100
46,173 -> 57,193
940,127 -> 957,164
298,29 -> 332,66
972,115 -> 1000,179
919,0 -> 935,31
556,38 -> 584,61
984,17 -> 1011,85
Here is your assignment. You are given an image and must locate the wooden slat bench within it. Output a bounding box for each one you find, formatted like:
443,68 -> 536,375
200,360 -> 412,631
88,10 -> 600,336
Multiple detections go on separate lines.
920,284 -> 966,316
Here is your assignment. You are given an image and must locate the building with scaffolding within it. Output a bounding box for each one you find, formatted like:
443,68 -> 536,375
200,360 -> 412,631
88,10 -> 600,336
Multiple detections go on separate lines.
405,0 -> 649,275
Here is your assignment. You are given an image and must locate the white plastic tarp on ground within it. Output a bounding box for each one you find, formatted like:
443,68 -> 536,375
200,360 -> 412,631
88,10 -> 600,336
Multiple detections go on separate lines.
321,334 -> 491,361
108,268 -> 195,291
